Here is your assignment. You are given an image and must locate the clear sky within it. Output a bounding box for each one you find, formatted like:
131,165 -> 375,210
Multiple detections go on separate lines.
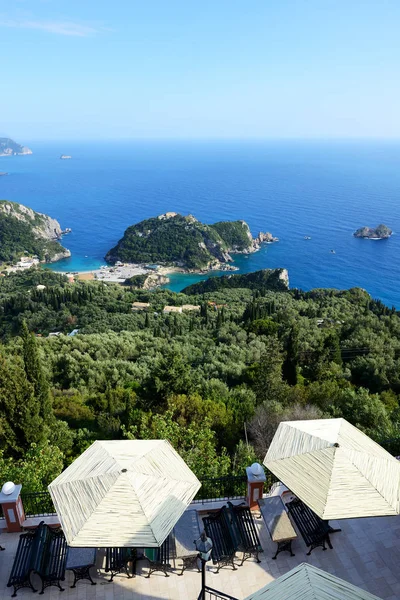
1,0 -> 400,140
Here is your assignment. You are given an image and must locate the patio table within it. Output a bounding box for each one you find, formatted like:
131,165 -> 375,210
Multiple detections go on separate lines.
172,509 -> 201,575
258,496 -> 297,560
66,547 -> 97,588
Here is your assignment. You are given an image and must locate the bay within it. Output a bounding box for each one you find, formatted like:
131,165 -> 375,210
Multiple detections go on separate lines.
0,139 -> 399,306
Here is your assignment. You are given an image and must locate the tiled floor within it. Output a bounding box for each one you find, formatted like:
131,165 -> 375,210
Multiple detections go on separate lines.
1,512 -> 400,600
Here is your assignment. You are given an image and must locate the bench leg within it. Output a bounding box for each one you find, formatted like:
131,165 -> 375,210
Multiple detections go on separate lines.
273,540 -> 295,560
326,534 -> 333,550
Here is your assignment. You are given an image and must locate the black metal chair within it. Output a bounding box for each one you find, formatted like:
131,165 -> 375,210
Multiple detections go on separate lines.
105,547 -> 136,581
143,536 -> 172,578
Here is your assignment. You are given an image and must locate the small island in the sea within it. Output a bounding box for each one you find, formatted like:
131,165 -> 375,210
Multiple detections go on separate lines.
60,155 -> 72,160
105,212 -> 278,271
0,200 -> 71,267
353,224 -> 392,239
0,138 -> 32,157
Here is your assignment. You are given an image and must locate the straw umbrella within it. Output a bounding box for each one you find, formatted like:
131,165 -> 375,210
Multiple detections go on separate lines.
49,439 -> 200,547
244,563 -> 382,600
264,418 -> 400,519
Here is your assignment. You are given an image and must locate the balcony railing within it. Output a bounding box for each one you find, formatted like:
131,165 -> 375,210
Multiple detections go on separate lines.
21,491 -> 56,517
198,586 -> 239,600
14,470 -> 278,517
192,475 -> 247,504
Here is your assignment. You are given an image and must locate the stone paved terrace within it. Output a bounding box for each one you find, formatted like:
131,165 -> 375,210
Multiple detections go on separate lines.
1,510 -> 400,600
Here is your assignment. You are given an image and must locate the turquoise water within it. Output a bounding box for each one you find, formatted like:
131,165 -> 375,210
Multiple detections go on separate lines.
1,140 -> 400,306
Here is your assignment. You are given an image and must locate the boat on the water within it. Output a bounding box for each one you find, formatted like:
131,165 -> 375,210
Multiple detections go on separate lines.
60,155 -> 72,160
304,236 -> 311,240
330,249 -> 336,254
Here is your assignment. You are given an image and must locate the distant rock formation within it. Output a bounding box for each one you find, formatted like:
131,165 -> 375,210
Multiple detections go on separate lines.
354,224 -> 392,239
0,138 -> 32,156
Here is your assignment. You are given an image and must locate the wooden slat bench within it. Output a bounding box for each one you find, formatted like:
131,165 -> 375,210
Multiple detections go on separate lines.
227,502 -> 262,565
258,496 -> 297,560
286,498 -> 333,555
203,506 -> 238,573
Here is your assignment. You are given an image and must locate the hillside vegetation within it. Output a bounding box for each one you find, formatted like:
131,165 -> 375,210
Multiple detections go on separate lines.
183,269 -> 289,294
0,201 -> 70,263
106,213 -> 264,269
1,267 -> 400,490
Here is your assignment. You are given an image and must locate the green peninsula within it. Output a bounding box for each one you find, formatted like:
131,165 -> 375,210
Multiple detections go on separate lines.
106,212 -> 278,270
0,201 -> 70,263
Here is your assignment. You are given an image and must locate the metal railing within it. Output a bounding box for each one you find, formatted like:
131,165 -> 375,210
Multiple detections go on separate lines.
21,491 -> 56,517
193,475 -> 247,504
198,586 -> 239,600
13,471 -> 278,516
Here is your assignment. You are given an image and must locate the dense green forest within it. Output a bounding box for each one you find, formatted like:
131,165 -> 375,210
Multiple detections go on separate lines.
182,268 -> 289,294
1,267 -> 400,491
106,213 -> 255,268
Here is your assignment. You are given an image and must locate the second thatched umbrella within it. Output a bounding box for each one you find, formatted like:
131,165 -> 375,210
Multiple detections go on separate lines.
264,418 -> 400,520
244,563 -> 382,600
49,439 -> 201,547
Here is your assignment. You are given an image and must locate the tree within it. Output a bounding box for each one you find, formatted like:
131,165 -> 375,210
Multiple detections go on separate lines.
282,326 -> 298,385
0,351 -> 44,454
21,321 -> 53,422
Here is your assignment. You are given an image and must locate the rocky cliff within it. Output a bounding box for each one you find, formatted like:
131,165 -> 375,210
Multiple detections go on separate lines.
0,201 -> 70,263
0,138 -> 32,156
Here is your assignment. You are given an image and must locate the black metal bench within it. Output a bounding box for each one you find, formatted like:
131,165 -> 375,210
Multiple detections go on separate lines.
143,536 -> 172,578
33,526 -> 67,594
203,506 -> 238,573
105,547 -> 136,581
286,498 -> 333,555
7,530 -> 37,597
7,522 -> 67,597
227,502 -> 262,565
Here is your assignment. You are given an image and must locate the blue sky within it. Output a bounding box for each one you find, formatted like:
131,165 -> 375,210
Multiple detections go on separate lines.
1,0 -> 400,140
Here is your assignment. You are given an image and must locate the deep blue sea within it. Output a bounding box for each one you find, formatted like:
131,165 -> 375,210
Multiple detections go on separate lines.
1,140 -> 400,307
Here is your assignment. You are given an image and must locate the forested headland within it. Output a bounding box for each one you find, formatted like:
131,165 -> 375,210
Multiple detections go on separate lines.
1,267 -> 400,491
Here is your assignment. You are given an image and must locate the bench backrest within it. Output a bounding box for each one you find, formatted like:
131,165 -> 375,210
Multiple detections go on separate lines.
203,507 -> 237,563
106,547 -> 135,571
30,522 -> 67,581
286,499 -> 329,546
227,502 -> 262,551
7,531 -> 36,585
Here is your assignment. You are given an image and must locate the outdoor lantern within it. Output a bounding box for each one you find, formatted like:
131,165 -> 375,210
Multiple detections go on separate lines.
195,531 -> 213,600
250,463 -> 264,478
1,482 -> 16,495
195,531 -> 213,561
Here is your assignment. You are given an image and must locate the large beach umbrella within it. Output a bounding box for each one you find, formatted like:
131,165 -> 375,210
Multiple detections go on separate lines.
244,563 -> 382,600
49,439 -> 200,547
264,418 -> 400,519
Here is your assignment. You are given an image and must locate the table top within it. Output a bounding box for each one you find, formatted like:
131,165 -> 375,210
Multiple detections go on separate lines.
66,547 -> 97,569
172,509 -> 201,558
258,497 -> 297,542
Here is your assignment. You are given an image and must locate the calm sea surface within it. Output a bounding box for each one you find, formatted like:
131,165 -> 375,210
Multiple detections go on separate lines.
1,140 -> 399,307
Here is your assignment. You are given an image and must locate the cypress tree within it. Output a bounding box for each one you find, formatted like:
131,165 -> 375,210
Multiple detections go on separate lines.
21,321 -> 53,422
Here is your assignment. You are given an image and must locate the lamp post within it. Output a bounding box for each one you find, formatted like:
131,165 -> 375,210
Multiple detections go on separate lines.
195,531 -> 213,600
